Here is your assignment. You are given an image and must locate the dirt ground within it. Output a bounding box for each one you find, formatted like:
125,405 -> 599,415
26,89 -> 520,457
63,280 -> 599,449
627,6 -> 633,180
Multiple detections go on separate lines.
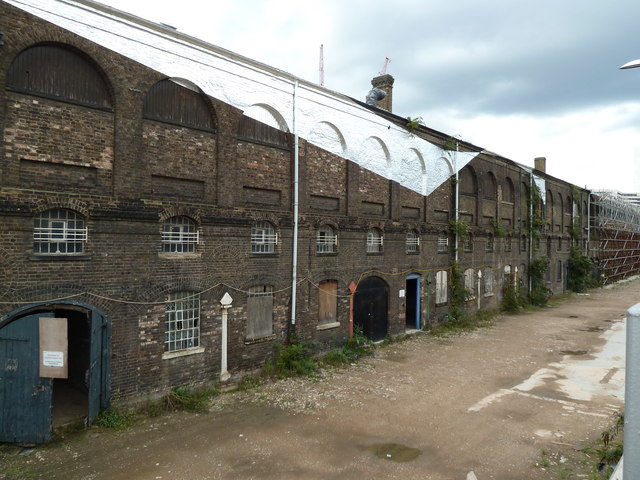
3,278 -> 639,480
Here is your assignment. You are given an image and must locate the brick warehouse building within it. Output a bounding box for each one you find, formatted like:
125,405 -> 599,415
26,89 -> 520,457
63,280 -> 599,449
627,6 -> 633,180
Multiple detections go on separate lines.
0,0 -> 595,442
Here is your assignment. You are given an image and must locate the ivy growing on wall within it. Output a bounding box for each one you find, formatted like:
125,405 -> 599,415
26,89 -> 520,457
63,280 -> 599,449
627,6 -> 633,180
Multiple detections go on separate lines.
528,256 -> 552,306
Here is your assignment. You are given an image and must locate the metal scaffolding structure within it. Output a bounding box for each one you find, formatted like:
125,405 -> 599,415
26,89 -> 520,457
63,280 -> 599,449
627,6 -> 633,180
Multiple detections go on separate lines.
590,191 -> 640,282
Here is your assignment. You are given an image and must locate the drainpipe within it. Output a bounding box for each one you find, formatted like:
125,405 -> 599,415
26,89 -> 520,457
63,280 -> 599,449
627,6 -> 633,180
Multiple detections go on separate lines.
454,143 -> 459,263
586,191 -> 591,256
528,172 -> 534,295
291,81 -> 300,327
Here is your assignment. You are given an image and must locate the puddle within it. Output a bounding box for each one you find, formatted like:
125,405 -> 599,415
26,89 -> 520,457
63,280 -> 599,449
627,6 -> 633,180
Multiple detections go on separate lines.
581,326 -> 603,332
559,349 -> 589,356
358,442 -> 422,462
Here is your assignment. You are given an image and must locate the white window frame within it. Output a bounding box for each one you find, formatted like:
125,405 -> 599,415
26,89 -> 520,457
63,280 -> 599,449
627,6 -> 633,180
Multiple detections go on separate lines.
162,216 -> 200,253
366,228 -> 383,253
406,231 -> 420,253
251,221 -> 278,254
33,209 -> 87,255
165,292 -> 200,352
316,225 -> 338,254
437,234 -> 449,253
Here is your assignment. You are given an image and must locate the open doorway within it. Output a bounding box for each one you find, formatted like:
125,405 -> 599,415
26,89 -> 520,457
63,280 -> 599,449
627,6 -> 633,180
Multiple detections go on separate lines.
51,308 -> 91,428
405,274 -> 421,330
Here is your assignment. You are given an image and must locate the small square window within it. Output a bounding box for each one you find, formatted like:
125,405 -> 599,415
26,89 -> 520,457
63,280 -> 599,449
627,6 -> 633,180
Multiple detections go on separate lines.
33,209 -> 87,255
366,229 -> 383,253
486,235 -> 494,252
317,225 -> 337,254
162,216 -> 199,253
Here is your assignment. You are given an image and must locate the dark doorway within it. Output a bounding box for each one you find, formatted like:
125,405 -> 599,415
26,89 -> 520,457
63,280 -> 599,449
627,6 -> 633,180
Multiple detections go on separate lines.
0,303 -> 111,443
354,276 -> 389,341
405,274 -> 421,330
52,308 -> 91,428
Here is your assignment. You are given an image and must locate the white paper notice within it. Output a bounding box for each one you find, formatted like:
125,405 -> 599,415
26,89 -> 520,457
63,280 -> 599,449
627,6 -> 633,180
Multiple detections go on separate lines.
43,350 -> 64,367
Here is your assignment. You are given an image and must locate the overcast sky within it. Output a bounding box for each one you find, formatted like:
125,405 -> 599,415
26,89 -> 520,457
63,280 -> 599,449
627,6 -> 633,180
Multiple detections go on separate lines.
99,0 -> 640,192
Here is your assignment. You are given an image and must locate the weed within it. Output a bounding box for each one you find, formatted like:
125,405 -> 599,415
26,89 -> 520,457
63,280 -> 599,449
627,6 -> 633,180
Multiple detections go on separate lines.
1,464 -> 37,480
271,338 -> 319,378
137,399 -> 164,418
342,326 -> 374,362
322,348 -> 350,366
163,385 -> 219,413
96,407 -> 136,429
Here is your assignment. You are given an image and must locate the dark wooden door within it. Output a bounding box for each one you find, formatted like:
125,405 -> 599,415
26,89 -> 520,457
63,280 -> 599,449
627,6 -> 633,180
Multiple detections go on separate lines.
354,277 -> 389,341
0,313 -> 54,443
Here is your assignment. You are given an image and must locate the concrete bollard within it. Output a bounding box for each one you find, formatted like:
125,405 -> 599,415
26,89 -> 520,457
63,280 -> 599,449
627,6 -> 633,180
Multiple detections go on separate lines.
624,302 -> 640,479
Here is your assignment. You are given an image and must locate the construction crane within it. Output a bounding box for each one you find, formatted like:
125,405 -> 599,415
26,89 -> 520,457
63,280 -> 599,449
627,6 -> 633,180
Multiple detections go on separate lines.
379,57 -> 391,75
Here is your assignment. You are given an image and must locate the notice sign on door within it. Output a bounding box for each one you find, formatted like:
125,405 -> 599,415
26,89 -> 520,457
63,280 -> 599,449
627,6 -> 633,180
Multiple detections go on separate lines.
43,350 -> 65,367
39,317 -> 68,378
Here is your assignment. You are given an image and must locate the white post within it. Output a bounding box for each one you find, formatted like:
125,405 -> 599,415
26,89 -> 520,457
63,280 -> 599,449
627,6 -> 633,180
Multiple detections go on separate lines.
624,302 -> 640,478
220,292 -> 233,382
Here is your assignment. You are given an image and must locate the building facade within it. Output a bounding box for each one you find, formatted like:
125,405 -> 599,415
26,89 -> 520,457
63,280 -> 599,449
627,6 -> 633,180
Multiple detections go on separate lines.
0,0 -> 603,443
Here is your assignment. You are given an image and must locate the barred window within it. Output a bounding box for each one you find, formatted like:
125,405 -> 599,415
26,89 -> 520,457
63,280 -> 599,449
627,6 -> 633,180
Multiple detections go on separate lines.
484,268 -> 494,295
162,216 -> 199,253
34,209 -> 87,254
317,225 -> 337,254
504,235 -> 512,252
165,292 -> 200,352
251,221 -> 278,254
486,234 -> 495,252
366,228 -> 383,253
437,233 -> 449,253
406,230 -> 420,253
464,268 -> 475,300
463,234 -> 473,252
521,235 -> 527,252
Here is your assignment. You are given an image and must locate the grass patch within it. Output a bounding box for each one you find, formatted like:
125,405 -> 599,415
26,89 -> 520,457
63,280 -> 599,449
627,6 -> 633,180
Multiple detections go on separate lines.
429,309 -> 497,336
163,385 -> 220,413
96,407 -> 137,430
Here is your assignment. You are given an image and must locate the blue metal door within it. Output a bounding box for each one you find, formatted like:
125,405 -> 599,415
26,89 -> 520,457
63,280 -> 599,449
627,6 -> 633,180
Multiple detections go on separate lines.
0,313 -> 53,443
87,310 -> 111,424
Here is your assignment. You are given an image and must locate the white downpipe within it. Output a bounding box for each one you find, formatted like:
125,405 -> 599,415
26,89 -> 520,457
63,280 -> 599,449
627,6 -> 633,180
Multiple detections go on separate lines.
291,81 -> 300,326
529,172 -> 534,295
454,143 -> 459,263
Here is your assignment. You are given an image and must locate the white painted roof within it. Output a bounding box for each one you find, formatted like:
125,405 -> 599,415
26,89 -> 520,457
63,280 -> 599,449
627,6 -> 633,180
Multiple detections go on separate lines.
6,0 -> 481,195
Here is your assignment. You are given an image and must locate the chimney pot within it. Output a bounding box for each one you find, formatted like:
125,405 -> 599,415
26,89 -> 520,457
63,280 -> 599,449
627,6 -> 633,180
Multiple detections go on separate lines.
534,157 -> 546,173
370,74 -> 394,112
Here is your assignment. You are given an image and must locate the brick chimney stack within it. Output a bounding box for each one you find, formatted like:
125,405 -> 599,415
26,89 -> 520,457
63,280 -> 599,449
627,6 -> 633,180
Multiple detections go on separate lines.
534,157 -> 546,173
371,74 -> 394,112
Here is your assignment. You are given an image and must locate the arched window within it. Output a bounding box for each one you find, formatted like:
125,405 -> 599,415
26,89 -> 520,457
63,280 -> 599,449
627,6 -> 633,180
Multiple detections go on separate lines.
463,233 -> 473,252
483,172 -> 497,199
317,225 -> 337,254
144,79 -> 214,130
503,177 -> 515,203
7,44 -> 112,108
162,216 -> 199,253
251,221 -> 278,254
366,228 -> 383,253
165,292 -> 200,352
486,234 -> 495,252
406,230 -> 420,253
459,167 -> 477,195
33,209 -> 87,255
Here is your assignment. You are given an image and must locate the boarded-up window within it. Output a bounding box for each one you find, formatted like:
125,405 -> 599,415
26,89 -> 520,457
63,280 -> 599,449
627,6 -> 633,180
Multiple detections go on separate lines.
464,268 -> 475,300
484,268 -> 494,295
7,44 -> 112,108
238,115 -> 290,149
247,285 -> 273,340
435,270 -> 448,305
144,79 -> 214,130
318,280 -> 338,325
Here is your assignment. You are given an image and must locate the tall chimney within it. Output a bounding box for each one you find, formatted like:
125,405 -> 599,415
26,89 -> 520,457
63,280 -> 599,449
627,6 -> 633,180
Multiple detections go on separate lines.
370,74 -> 394,112
534,157 -> 546,173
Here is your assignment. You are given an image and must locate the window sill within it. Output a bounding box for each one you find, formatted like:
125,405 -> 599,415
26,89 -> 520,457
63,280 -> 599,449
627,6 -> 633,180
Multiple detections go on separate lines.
244,334 -> 276,345
162,346 -> 205,360
316,252 -> 338,257
29,254 -> 91,261
484,293 -> 494,297
250,253 -> 279,259
159,252 -> 202,259
366,251 -> 384,256
406,251 -> 420,255
317,321 -> 340,331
